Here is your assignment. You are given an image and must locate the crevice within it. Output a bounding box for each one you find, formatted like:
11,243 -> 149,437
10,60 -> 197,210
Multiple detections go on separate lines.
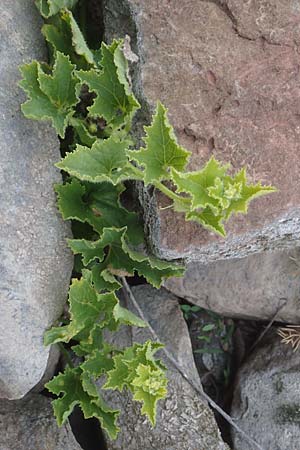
69,406 -> 107,450
101,0 -> 160,256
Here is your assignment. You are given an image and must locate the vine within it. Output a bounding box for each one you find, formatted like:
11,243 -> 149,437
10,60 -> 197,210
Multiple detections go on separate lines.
19,0 -> 275,440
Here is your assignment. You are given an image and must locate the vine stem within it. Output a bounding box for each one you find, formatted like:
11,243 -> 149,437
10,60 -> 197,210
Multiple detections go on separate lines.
121,277 -> 267,450
128,162 -> 191,206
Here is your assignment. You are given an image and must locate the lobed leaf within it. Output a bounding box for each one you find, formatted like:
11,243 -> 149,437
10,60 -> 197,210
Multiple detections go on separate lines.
222,168 -> 276,219
55,178 -> 144,245
19,52 -> 79,137
76,40 -> 140,130
172,157 -> 276,236
56,136 -> 138,185
171,157 -> 229,213
44,277 -> 104,345
45,367 -> 120,439
127,102 -> 191,184
44,274 -> 147,347
103,341 -> 167,426
68,227 -> 185,289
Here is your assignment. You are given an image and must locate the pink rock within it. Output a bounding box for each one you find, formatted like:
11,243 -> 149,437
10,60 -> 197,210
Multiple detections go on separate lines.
104,0 -> 300,261
103,0 -> 300,320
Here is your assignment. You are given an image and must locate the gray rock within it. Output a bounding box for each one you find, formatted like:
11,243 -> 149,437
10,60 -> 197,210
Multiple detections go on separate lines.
0,394 -> 82,450
103,0 -> 300,264
102,285 -> 229,450
231,334 -> 300,450
165,248 -> 300,322
0,0 -> 73,399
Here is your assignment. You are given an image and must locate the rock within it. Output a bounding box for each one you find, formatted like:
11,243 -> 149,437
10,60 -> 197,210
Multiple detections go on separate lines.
103,0 -> 300,262
101,285 -> 229,450
0,0 -> 73,399
165,248 -> 300,322
231,334 -> 300,450
0,394 -> 82,450
30,345 -> 61,394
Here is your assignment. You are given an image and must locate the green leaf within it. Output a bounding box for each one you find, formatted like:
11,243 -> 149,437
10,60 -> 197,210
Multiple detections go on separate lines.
35,0 -> 79,18
44,278 -> 122,345
45,367 -> 120,439
103,351 -> 131,391
44,273 -> 147,348
68,227 -> 184,289
172,157 -> 276,236
42,10 -> 94,68
55,178 -> 144,245
70,117 -> 97,146
81,347 -> 115,376
56,137 -> 138,185
113,303 -> 147,328
186,207 -> 226,237
44,277 -> 100,345
72,323 -> 104,356
202,324 -> 215,332
19,52 -> 78,137
85,266 -> 122,292
62,10 -> 94,64
127,102 -> 191,184
76,40 -> 140,130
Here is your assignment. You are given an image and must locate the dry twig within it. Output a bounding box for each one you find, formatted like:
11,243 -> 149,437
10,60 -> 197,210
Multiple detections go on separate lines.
249,298 -> 287,354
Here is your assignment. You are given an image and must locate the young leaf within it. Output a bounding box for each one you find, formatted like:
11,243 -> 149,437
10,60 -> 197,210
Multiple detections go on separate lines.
103,341 -> 167,426
171,157 -> 230,213
19,52 -> 78,137
76,40 -> 140,130
127,102 -> 191,184
222,168 -> 276,219
35,0 -> 79,18
132,364 -> 168,426
172,157 -> 276,236
56,137 -> 138,184
45,367 -> 120,439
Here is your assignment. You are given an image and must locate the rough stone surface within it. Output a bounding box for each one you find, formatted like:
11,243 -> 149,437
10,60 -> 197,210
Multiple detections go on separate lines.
165,247 -> 300,322
103,0 -> 300,263
101,285 -> 229,450
0,394 -> 82,450
231,334 -> 300,450
0,0 -> 73,399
